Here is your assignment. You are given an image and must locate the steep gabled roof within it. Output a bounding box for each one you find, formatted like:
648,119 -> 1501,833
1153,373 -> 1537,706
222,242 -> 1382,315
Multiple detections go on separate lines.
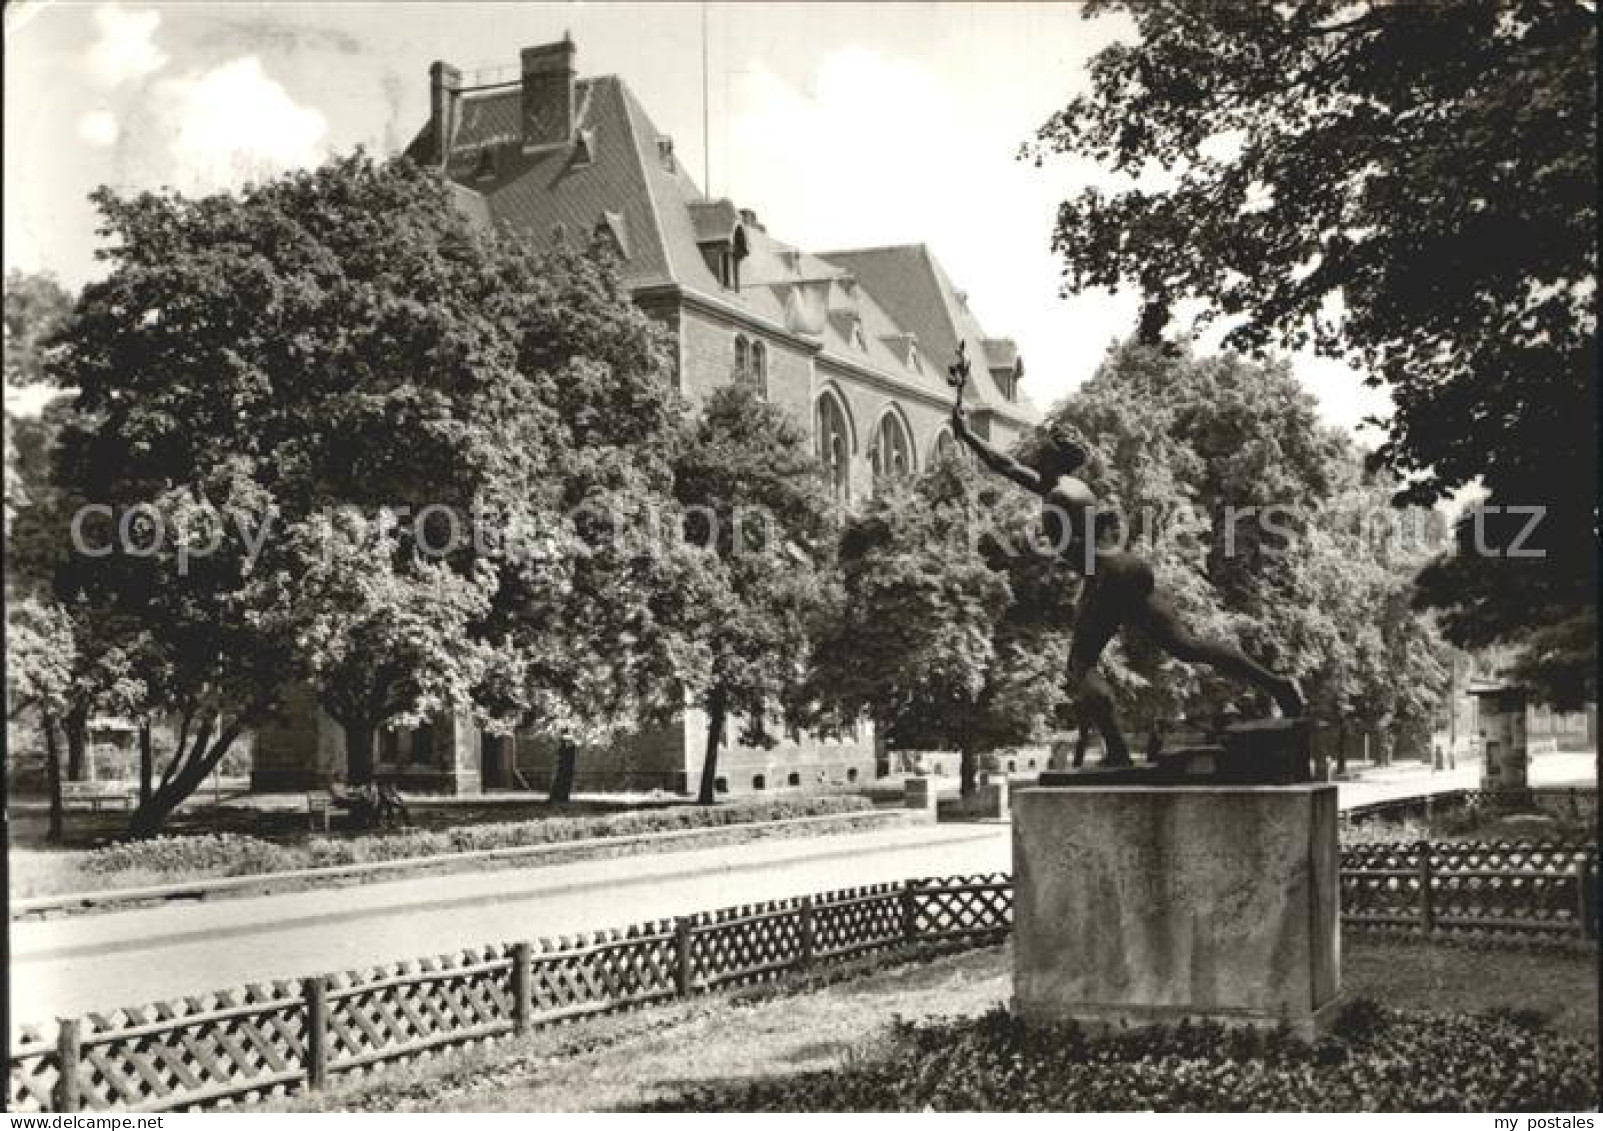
405,76 -> 677,288
408,63 -> 1035,424
818,244 -> 1038,421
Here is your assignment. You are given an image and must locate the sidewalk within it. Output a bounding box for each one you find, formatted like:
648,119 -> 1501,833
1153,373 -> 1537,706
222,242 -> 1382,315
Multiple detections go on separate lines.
10,821 -> 1008,1033
1334,750 -> 1594,810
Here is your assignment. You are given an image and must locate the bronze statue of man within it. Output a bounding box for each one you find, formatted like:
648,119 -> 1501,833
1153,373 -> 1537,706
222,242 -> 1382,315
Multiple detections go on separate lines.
947,346 -> 1303,767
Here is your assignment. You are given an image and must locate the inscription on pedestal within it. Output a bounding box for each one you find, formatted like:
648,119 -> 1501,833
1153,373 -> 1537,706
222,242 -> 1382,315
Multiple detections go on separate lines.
1011,784 -> 1341,1039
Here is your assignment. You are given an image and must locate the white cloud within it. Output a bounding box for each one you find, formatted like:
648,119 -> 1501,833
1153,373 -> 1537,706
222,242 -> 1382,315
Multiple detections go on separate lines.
85,4 -> 167,88
77,109 -> 120,148
154,57 -> 329,193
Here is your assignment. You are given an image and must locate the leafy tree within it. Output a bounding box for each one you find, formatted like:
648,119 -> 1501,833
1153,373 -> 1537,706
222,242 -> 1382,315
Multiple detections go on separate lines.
815,455 -> 1076,796
4,270 -> 73,388
1028,0 -> 1597,703
265,513 -> 497,785
1052,340 -> 1447,755
48,153 -> 706,818
5,272 -> 74,535
672,382 -> 840,805
45,154 -> 575,827
1056,341 -> 1348,725
5,598 -> 77,841
470,240 -> 714,804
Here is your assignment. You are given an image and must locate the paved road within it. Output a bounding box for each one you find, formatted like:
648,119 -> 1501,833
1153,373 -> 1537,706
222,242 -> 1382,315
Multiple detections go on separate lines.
10,752 -> 1593,1033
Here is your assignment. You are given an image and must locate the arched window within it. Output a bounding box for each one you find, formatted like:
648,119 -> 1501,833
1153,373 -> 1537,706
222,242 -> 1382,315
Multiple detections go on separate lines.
932,428 -> 959,464
750,340 -> 768,396
815,392 -> 851,501
870,410 -> 914,482
734,334 -> 750,382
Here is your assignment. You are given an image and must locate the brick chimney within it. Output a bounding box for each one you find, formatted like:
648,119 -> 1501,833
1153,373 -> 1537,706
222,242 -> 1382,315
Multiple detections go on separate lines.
429,60 -> 462,168
520,34 -> 577,151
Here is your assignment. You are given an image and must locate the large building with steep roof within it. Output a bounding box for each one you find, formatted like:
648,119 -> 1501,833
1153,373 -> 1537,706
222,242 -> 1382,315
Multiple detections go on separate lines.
252,36 -> 1041,796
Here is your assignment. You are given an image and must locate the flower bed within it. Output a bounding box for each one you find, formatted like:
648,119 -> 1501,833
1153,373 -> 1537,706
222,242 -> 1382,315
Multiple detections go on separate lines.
652,1000 -> 1599,1112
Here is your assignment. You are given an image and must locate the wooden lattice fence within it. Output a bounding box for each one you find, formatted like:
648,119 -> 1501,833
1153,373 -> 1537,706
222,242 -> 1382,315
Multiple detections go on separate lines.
8,873 -> 1009,1114
1340,840 -> 1597,942
11,847 -> 1595,1114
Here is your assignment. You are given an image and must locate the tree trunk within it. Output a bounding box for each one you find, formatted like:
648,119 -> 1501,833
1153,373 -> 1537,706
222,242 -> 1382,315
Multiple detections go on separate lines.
345,722 -> 376,785
128,720 -> 246,838
138,721 -> 154,806
1334,719 -> 1348,778
43,714 -> 64,844
549,740 -> 578,805
64,706 -> 88,782
697,688 -> 727,806
959,745 -> 979,798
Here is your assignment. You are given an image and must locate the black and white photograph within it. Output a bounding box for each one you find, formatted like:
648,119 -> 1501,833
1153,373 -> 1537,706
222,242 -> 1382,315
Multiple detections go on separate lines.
4,0 -> 1598,1116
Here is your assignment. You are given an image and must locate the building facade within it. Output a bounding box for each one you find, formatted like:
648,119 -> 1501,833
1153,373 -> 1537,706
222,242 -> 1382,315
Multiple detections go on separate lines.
252,36 -> 1041,795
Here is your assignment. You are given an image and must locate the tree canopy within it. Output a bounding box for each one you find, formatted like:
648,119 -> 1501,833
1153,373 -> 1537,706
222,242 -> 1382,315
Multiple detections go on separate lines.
37,153 -> 706,825
672,381 -> 841,804
1052,340 -> 1447,748
814,453 -> 1077,795
1028,0 -> 1596,703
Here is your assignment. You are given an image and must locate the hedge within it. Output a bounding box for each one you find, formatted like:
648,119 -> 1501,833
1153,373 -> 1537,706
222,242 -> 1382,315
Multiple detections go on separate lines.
651,1000 -> 1599,1112
81,794 -> 876,879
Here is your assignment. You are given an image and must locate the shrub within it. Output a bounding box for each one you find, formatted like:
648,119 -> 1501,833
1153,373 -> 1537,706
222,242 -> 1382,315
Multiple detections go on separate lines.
649,999 -> 1598,1112
83,834 -> 298,877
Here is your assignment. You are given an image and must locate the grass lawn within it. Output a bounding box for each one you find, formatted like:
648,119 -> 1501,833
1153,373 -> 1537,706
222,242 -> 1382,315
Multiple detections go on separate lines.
278,938 -> 1599,1112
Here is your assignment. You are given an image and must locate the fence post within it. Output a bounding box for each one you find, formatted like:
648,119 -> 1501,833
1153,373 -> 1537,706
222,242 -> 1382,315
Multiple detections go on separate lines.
511,942 -> 533,1035
901,880 -> 920,943
674,917 -> 695,997
303,976 -> 329,1092
1576,858 -> 1596,941
798,896 -> 815,968
54,1018 -> 81,1113
1417,842 -> 1434,935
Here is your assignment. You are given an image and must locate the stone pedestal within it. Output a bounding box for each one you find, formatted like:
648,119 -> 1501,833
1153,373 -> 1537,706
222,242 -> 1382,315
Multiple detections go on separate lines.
1012,784 -> 1340,1039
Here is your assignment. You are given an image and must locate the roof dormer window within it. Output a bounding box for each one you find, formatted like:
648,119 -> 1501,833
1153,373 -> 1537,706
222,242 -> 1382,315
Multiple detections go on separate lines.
571,128 -> 595,166
691,201 -> 749,292
715,246 -> 741,290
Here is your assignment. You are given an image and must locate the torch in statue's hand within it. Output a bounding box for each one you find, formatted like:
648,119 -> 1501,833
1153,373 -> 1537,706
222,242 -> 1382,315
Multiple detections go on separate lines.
946,342 -> 971,427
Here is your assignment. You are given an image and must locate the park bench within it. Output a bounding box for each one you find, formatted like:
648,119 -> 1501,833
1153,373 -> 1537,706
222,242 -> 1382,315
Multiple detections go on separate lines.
310,782 -> 412,831
306,790 -> 333,832
61,781 -> 137,812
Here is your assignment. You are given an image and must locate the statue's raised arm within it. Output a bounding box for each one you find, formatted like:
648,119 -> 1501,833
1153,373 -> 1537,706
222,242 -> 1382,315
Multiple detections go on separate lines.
947,344 -> 1044,494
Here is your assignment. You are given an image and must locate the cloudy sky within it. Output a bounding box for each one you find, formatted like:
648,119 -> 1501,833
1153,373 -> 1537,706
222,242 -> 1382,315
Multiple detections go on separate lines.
4,1 -> 1389,434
